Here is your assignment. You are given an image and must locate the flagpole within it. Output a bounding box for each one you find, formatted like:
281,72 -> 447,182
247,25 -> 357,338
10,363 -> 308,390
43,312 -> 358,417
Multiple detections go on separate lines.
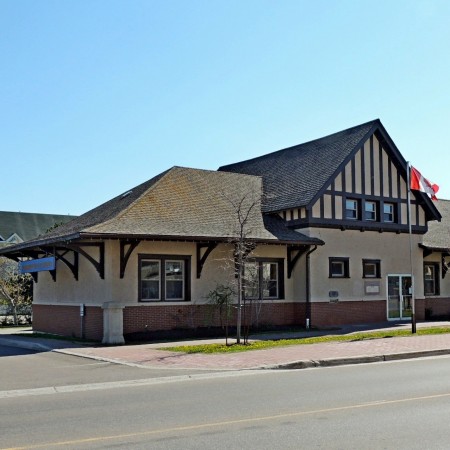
406,161 -> 416,334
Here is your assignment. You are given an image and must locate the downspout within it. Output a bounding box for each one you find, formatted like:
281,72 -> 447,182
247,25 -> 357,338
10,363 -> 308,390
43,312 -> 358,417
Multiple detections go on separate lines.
305,245 -> 318,329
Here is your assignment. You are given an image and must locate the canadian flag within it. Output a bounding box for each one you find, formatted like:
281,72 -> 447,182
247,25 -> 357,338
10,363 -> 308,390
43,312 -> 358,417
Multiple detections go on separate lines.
410,166 -> 439,200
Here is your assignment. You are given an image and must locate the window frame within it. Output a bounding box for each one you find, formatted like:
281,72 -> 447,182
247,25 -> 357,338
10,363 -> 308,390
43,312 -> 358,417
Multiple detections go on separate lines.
364,201 -> 377,221
329,257 -> 350,278
244,258 -> 284,300
138,254 -> 191,302
345,199 -> 359,220
424,262 -> 440,296
383,202 -> 395,223
362,259 -> 381,278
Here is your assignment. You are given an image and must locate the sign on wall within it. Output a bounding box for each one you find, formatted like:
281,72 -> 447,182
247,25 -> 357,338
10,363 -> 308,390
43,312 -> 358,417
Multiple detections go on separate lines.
19,257 -> 56,274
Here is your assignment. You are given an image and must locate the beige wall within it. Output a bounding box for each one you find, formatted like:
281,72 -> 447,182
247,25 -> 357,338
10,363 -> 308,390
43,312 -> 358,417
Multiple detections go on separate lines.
302,228 -> 424,302
424,253 -> 450,298
34,240 -> 299,307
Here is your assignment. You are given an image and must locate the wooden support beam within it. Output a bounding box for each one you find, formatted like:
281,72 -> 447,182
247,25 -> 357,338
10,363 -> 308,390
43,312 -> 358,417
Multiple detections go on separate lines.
120,240 -> 140,278
196,242 -> 218,278
287,245 -> 308,279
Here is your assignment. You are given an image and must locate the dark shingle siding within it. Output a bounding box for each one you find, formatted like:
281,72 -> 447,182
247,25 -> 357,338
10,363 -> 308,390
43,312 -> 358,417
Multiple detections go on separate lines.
219,120 -> 379,212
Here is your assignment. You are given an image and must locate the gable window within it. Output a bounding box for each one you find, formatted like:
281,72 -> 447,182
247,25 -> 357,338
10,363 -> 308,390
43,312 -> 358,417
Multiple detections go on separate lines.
424,262 -> 440,296
244,259 -> 284,300
139,255 -> 190,302
363,259 -> 381,278
345,199 -> 359,220
364,201 -> 377,221
383,203 -> 395,223
329,257 -> 350,278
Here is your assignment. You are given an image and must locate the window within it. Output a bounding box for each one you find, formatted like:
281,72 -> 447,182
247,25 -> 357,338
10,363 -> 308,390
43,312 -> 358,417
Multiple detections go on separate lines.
362,259 -> 381,278
383,203 -> 395,223
244,259 -> 284,300
345,199 -> 359,220
139,255 -> 190,301
329,257 -> 350,278
424,262 -> 440,296
364,201 -> 377,221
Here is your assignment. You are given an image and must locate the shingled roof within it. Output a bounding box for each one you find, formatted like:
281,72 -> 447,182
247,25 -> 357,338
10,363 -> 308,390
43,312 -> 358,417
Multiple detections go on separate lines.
422,200 -> 450,251
219,119 -> 382,212
0,167 -> 322,254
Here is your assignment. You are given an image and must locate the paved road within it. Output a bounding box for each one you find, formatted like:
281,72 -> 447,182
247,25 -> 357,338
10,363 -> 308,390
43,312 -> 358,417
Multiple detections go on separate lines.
0,343 -> 219,391
2,355 -> 450,449
0,345 -> 35,357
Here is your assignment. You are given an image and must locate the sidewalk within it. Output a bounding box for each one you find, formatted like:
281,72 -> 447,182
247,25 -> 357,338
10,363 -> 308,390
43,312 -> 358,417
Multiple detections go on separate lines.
1,322 -> 450,371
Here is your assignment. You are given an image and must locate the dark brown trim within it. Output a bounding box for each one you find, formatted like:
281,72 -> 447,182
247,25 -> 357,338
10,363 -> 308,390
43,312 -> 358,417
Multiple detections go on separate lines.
65,242 -> 105,279
120,240 -> 140,279
196,242 -> 218,278
287,245 -> 308,279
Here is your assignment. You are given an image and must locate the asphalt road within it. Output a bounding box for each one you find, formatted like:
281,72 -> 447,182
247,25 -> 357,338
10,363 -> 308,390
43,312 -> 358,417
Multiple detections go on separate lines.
2,352 -> 450,449
0,344 -> 219,391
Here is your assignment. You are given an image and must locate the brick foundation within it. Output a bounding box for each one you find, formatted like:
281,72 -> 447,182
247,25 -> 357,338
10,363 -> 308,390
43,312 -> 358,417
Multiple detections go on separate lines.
424,297 -> 450,318
123,302 -> 306,335
32,304 -> 103,341
310,301 -> 387,327
33,297 -> 445,342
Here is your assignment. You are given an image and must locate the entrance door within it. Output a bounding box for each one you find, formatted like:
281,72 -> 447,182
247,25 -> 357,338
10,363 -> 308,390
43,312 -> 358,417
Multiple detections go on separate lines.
387,275 -> 412,320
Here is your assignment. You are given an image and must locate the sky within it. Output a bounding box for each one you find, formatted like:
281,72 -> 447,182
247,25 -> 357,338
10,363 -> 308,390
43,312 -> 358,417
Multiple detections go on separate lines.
2,0 -> 450,216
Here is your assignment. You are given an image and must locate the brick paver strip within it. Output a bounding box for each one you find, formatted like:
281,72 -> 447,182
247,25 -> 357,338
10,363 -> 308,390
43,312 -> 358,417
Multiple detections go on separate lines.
64,334 -> 450,370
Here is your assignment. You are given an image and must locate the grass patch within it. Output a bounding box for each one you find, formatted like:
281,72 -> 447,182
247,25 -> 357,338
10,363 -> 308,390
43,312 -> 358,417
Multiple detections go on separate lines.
162,327 -> 450,354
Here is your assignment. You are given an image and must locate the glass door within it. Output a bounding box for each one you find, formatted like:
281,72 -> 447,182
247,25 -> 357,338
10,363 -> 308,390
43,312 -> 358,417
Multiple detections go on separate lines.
387,275 -> 412,320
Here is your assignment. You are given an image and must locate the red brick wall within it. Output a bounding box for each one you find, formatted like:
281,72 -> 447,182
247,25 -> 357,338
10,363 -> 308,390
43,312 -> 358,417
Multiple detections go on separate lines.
32,304 -> 103,341
123,302 -> 306,335
310,301 -> 386,327
424,297 -> 450,318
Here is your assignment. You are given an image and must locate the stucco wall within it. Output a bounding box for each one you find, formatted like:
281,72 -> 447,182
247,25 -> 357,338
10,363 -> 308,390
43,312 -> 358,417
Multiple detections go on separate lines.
33,240 -> 298,307
303,228 -> 424,303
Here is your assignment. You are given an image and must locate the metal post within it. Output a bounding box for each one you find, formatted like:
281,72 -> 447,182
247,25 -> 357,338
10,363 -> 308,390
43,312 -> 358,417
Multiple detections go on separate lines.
406,162 -> 416,334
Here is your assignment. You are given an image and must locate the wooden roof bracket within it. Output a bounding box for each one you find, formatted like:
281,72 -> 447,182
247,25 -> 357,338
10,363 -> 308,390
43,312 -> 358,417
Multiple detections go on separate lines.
120,240 -> 140,279
64,242 -> 105,279
287,245 -> 308,279
39,246 -> 79,281
442,252 -> 450,279
196,242 -> 218,278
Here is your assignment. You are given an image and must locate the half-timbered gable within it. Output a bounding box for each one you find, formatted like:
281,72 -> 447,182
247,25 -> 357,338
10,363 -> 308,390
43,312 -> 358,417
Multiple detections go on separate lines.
220,120 -> 439,235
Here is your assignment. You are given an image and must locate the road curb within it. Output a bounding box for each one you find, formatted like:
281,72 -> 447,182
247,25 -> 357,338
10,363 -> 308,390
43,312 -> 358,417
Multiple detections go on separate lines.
268,349 -> 450,370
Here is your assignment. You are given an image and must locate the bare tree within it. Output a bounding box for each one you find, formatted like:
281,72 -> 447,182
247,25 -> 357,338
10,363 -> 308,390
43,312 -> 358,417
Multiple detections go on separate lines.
0,257 -> 32,325
223,189 -> 263,344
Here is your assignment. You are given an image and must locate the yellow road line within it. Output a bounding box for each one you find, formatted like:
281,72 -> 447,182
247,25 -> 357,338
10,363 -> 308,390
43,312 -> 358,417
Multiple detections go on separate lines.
4,391 -> 450,450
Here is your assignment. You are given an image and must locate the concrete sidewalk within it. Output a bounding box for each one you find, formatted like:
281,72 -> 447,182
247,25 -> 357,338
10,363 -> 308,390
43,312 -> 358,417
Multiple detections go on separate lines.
1,322 -> 450,371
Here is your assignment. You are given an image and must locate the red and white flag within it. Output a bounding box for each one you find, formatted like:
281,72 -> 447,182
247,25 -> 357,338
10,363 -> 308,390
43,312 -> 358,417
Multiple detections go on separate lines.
410,166 -> 439,200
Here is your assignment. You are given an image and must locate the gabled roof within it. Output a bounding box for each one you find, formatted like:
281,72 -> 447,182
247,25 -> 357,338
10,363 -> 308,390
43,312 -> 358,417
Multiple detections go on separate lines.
422,199 -> 450,251
0,211 -> 76,244
219,119 -> 386,212
0,167 -> 322,254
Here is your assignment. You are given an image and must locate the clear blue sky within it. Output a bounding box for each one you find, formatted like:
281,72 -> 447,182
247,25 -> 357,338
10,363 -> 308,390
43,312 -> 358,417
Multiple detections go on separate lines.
2,0 -> 449,215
